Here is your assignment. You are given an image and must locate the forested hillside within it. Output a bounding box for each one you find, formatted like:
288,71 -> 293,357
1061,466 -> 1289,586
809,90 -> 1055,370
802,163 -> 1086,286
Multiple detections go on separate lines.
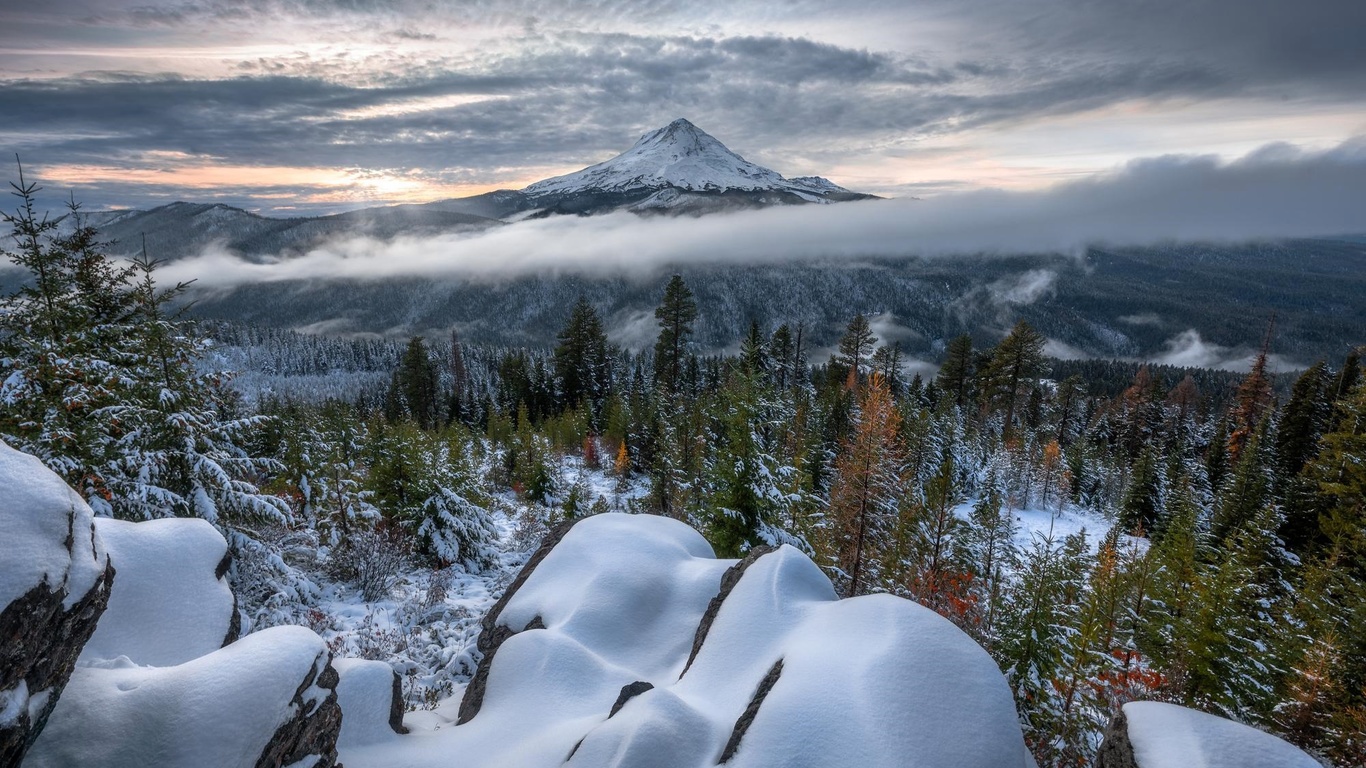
4,186 -> 1364,766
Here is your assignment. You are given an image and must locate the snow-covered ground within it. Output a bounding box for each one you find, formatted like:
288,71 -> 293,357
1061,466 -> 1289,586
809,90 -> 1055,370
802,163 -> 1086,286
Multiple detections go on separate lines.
293,456 -> 650,711
954,499 -> 1120,551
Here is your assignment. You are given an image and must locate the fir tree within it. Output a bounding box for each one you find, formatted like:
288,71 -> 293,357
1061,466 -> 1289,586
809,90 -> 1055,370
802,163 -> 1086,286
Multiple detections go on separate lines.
553,297 -> 611,419
836,313 -> 877,385
653,275 -> 698,395
978,321 -> 1048,442
936,334 -> 975,410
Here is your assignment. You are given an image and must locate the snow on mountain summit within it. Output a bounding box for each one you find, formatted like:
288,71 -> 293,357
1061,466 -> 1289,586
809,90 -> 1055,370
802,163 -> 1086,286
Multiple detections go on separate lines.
523,118 -> 851,198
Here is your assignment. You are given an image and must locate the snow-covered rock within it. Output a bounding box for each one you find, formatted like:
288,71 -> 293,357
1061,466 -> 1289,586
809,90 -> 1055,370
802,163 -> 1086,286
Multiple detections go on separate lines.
333,658 -> 408,749
27,626 -> 344,768
79,517 -> 238,667
0,440 -> 113,764
341,512 -> 1032,768
1097,701 -> 1321,768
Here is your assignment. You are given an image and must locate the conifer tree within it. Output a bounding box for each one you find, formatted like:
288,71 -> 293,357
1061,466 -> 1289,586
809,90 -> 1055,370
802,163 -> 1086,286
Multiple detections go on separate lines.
739,320 -> 769,376
978,321 -> 1048,442
653,275 -> 698,395
870,341 -> 904,396
836,313 -> 877,385
825,373 -> 903,596
769,324 -> 795,390
554,297 -> 611,419
936,334 -> 975,410
394,337 -> 439,429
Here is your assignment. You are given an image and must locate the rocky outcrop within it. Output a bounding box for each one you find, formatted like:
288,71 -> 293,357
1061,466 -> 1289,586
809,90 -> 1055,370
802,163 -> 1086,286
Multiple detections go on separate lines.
27,626 -> 344,768
457,516 -> 584,725
681,545 -> 774,677
0,561 -> 114,765
256,648 -> 343,768
1095,707 -> 1138,768
719,658 -> 784,763
608,681 -> 655,718
0,441 -> 113,765
1096,701 -> 1322,768
333,658 -> 409,749
79,516 -> 238,667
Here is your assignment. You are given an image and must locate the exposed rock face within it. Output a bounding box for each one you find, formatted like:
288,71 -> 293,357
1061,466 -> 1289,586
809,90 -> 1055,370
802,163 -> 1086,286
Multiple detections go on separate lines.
256,648 -> 343,768
0,561 -> 114,765
682,545 -> 774,677
719,658 -> 784,763
0,441 -> 113,765
608,681 -> 655,718
1095,707 -> 1138,768
457,516 -> 584,725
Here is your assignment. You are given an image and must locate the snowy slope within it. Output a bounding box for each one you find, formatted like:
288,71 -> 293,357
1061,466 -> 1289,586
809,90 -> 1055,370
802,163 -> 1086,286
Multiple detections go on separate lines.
523,119 -> 853,200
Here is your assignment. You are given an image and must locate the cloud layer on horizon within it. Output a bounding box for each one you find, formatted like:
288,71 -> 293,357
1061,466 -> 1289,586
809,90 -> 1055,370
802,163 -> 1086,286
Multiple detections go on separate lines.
156,138 -> 1366,288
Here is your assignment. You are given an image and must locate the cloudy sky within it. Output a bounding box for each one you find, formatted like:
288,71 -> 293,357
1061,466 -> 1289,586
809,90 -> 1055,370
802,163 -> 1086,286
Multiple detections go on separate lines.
2,0 -> 1364,214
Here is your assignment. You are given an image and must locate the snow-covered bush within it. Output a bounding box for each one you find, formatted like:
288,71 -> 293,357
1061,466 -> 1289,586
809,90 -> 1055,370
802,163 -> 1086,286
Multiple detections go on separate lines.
326,527 -> 410,602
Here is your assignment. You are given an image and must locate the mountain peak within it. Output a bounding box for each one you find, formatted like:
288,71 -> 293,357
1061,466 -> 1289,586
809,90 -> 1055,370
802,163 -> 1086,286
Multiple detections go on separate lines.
519,118 -> 862,208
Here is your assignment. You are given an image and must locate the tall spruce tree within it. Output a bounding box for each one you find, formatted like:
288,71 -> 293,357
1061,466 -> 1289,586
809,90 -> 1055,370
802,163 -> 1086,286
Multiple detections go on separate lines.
653,275 -> 698,395
979,321 -> 1048,442
554,297 -> 611,420
836,313 -> 877,385
936,334 -> 975,409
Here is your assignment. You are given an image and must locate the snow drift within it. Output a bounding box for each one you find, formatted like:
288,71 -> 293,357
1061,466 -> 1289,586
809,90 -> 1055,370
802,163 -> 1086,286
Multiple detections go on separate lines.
27,626 -> 341,768
340,513 -> 1035,768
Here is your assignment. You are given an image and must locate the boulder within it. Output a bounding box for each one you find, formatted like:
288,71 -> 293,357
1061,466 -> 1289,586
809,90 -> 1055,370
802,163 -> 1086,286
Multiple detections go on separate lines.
0,441 -> 113,764
27,626 -> 343,768
79,516 -> 237,667
333,657 -> 409,749
1096,701 -> 1321,768
341,513 -> 1034,768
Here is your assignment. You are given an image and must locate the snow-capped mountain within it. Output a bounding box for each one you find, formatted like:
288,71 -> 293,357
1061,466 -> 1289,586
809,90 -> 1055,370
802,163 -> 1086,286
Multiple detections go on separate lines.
63,119 -> 872,262
524,118 -> 854,200
505,118 -> 873,215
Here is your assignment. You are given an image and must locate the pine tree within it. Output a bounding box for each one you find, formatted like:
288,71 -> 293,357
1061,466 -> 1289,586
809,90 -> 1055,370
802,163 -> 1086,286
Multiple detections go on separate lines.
963,474 -> 1018,643
978,321 -> 1048,442
653,275 -> 698,395
936,334 -> 975,409
739,320 -> 769,376
836,313 -> 877,386
554,297 -> 611,419
769,324 -> 795,390
870,341 -> 904,396
394,337 -> 439,429
824,373 -> 904,596
1228,342 -> 1274,465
